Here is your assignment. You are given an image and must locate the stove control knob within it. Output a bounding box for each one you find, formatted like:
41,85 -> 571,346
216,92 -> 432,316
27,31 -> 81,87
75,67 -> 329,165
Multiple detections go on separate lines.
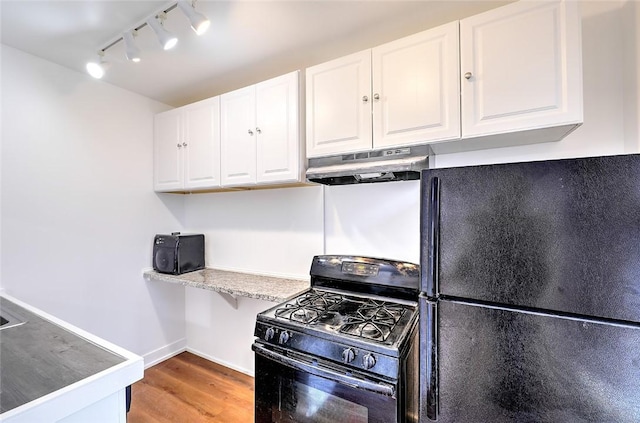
264,327 -> 275,342
342,348 -> 356,364
362,353 -> 376,370
279,331 -> 290,345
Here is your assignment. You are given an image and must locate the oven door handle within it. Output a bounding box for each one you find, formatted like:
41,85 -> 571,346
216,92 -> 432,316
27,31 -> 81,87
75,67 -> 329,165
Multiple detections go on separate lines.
252,343 -> 396,397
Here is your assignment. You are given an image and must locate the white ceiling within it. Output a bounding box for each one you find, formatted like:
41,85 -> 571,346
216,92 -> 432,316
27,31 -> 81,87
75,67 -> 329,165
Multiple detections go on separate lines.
0,0 -> 510,107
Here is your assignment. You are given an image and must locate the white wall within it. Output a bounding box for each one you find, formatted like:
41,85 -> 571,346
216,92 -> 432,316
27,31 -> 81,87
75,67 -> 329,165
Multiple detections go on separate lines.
185,289 -> 276,375
180,185 -> 324,374
0,45 -> 186,364
324,181 -> 421,264
0,46 -> 3,292
182,186 -> 325,278
622,0 -> 640,153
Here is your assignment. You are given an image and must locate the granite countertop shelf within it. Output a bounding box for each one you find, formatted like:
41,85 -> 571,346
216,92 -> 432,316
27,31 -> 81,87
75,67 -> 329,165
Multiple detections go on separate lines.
143,268 -> 310,304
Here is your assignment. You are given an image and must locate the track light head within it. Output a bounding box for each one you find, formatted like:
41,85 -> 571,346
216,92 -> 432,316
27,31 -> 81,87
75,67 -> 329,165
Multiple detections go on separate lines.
86,51 -> 109,79
123,30 -> 141,62
177,0 -> 210,35
147,14 -> 178,50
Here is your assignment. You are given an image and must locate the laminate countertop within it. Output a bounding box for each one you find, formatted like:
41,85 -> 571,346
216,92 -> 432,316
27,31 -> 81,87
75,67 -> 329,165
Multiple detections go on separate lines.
0,294 -> 143,422
143,268 -> 310,303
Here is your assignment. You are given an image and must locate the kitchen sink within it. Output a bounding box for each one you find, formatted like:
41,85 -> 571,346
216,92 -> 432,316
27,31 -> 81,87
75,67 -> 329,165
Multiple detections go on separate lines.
0,308 -> 27,330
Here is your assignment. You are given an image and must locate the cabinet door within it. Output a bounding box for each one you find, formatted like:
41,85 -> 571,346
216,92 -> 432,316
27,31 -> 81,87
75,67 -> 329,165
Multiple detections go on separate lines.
373,21 -> 460,149
220,86 -> 257,186
183,97 -> 221,189
306,50 -> 372,157
256,72 -> 300,184
153,109 -> 183,191
460,0 -> 582,138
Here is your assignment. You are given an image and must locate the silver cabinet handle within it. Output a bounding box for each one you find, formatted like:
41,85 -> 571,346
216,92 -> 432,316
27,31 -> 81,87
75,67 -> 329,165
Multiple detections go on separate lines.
362,95 -> 369,103
256,127 -> 262,134
464,72 -> 473,80
373,93 -> 380,101
248,129 -> 254,136
182,142 -> 187,147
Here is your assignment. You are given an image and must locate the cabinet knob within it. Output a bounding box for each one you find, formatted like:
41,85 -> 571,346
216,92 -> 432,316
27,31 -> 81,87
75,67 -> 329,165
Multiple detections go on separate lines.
256,127 -> 262,134
177,143 -> 182,148
373,93 -> 380,101
362,95 -> 369,103
248,129 -> 254,136
464,72 -> 473,80
182,142 -> 187,147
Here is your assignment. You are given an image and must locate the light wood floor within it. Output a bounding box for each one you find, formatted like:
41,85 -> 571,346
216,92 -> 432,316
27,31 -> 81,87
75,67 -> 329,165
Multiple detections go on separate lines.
127,352 -> 254,422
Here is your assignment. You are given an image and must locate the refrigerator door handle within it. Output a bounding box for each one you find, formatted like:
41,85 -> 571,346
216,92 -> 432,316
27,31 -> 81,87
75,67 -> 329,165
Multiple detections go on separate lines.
424,176 -> 440,297
419,295 -> 438,421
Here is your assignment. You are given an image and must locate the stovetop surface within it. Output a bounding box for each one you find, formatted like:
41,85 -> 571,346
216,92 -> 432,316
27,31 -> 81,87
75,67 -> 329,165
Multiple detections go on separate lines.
257,287 -> 418,352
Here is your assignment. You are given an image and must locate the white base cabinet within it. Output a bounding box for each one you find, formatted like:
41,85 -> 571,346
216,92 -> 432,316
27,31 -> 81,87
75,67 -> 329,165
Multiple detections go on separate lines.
154,97 -> 221,192
221,71 -> 302,187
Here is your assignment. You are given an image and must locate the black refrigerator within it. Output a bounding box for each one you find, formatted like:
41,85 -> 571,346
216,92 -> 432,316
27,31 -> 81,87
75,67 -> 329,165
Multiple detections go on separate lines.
418,154 -> 640,422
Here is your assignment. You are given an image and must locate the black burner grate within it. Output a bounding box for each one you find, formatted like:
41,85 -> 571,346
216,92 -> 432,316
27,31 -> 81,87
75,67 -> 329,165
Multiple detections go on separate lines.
339,300 -> 406,342
272,291 -> 411,343
274,291 -> 344,324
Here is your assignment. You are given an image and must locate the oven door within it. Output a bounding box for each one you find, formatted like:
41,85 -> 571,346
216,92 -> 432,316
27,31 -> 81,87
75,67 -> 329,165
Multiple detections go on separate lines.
253,342 -> 399,423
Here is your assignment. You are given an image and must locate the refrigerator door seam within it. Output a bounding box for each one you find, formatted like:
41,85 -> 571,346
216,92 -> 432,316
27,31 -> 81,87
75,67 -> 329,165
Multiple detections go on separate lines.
442,295 -> 640,329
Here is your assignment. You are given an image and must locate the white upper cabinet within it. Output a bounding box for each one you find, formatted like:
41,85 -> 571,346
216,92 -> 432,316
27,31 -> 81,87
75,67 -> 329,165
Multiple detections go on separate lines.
154,109 -> 183,191
220,85 -> 257,186
373,21 -> 460,149
306,22 -> 460,157
306,51 -> 372,157
307,0 -> 583,156
221,71 -> 301,187
459,0 -> 582,142
183,98 -> 222,189
154,97 -> 221,192
255,72 -> 300,184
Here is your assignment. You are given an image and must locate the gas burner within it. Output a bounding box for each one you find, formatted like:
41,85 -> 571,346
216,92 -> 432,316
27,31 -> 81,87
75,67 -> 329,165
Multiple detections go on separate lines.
339,301 -> 406,341
357,300 -> 405,322
273,290 -> 344,324
274,304 -> 322,323
296,291 -> 344,309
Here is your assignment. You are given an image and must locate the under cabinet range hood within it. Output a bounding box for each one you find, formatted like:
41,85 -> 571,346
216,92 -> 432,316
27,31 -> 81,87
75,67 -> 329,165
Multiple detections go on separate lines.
306,145 -> 433,185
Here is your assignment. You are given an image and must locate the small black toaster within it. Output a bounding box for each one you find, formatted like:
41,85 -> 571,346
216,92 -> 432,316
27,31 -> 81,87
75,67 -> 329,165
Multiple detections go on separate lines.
153,233 -> 205,275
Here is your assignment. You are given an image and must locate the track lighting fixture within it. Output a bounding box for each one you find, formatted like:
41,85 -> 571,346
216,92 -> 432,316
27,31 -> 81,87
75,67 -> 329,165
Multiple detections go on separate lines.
147,13 -> 178,51
122,30 -> 141,62
86,51 -> 108,79
85,1 -> 210,79
177,0 -> 210,35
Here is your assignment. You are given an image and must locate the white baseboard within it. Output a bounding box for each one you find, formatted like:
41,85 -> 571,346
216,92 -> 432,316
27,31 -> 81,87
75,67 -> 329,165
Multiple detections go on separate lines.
143,338 -> 187,369
186,346 -> 255,377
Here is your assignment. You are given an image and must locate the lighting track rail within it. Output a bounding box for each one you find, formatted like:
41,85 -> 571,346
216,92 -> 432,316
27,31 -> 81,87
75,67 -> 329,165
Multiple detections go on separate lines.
86,0 -> 209,79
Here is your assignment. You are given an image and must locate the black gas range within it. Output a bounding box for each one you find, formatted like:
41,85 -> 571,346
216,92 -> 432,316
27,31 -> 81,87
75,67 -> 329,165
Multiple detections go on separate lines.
253,255 -> 420,423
